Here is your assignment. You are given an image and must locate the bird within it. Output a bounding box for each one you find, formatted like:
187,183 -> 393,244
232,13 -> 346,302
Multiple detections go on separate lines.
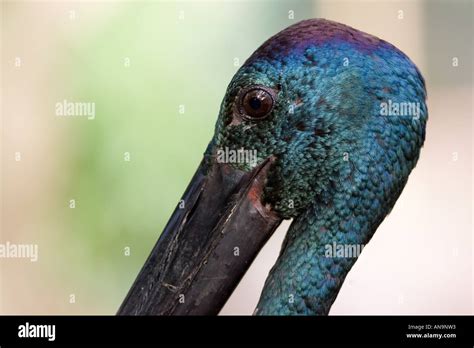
118,18 -> 427,316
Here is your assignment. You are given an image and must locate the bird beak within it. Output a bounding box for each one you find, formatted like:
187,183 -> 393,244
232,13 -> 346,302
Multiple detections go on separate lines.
118,154 -> 282,315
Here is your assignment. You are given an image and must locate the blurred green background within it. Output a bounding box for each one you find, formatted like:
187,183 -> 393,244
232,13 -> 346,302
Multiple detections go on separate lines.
1,0 -> 472,314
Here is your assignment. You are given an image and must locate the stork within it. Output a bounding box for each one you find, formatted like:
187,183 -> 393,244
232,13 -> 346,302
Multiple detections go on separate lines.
118,19 -> 427,316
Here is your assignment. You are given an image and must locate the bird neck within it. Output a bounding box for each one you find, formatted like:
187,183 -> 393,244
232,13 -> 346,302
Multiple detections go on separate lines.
256,123 -> 422,315
258,194 -> 379,315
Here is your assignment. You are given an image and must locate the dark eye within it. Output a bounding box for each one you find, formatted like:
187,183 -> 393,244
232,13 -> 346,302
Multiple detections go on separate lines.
239,87 -> 275,120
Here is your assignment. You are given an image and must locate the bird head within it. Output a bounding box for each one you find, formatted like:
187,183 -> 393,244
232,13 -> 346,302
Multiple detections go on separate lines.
119,19 -> 427,315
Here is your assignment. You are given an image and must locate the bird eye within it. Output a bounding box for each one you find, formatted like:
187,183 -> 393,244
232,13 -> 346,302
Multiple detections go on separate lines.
239,86 -> 275,120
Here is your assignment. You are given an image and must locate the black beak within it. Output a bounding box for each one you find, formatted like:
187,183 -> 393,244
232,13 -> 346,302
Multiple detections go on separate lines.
117,155 -> 282,315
